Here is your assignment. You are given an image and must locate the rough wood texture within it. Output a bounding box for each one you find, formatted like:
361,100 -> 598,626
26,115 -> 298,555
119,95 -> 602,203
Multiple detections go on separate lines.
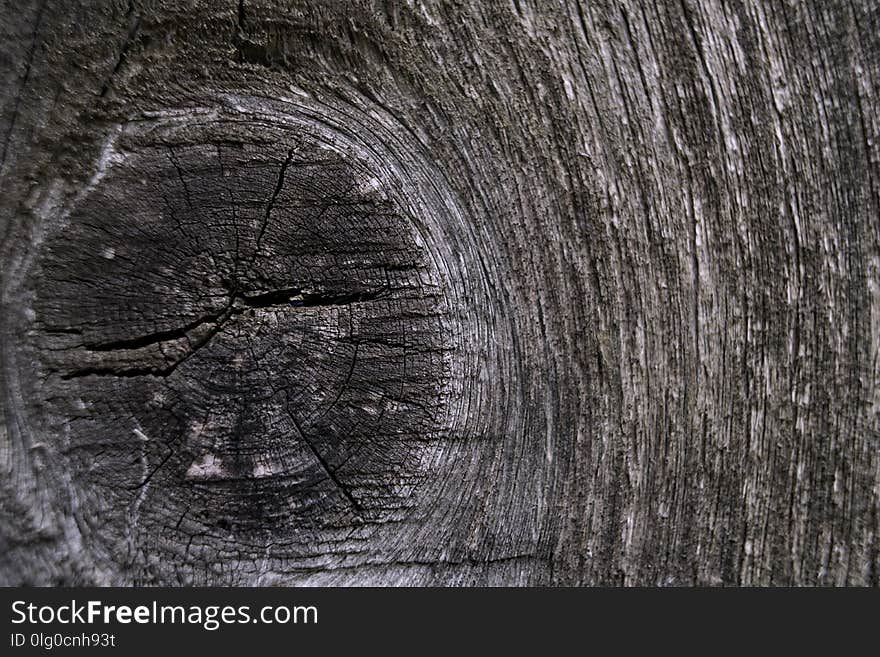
1,0 -> 878,586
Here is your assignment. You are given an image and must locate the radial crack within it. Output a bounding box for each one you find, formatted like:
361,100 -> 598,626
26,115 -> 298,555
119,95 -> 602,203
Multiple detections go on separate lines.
314,343 -> 358,424
57,284 -> 389,380
251,148 -> 295,262
286,405 -> 364,519
60,303 -> 236,379
99,1 -> 141,97
84,306 -> 231,352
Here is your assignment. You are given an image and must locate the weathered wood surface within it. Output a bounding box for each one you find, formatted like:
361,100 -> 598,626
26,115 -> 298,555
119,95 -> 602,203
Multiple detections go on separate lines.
1,0 -> 878,586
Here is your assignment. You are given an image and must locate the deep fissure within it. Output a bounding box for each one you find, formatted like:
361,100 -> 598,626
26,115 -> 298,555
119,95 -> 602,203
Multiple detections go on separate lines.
59,284 -> 389,379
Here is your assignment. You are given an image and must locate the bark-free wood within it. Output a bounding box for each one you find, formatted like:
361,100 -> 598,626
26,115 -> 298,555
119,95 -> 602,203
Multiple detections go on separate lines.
1,0 -> 878,585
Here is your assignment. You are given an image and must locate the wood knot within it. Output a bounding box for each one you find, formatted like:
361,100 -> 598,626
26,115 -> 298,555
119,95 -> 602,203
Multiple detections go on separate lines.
24,120 -> 454,561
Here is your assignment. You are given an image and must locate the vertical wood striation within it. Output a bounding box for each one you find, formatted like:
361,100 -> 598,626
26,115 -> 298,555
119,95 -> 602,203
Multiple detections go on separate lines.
1,0 -> 878,585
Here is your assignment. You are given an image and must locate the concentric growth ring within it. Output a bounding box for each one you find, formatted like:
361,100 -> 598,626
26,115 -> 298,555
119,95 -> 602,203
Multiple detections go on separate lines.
24,103 -> 456,575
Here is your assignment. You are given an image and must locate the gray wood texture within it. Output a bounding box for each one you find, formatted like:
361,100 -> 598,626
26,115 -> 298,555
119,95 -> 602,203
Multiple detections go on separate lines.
1,0 -> 878,585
